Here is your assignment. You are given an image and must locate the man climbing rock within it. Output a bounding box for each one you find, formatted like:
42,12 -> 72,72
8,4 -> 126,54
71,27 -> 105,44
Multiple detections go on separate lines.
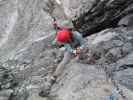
39,19 -> 85,97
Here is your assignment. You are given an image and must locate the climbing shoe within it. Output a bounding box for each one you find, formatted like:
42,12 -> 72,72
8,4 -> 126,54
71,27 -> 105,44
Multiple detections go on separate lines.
50,76 -> 57,85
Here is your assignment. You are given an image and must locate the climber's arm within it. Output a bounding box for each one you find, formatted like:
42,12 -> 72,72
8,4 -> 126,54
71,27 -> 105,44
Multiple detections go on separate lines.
64,44 -> 76,54
73,31 -> 85,49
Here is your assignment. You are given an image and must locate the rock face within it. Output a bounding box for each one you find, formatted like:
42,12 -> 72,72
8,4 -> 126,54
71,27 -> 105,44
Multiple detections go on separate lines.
58,0 -> 96,19
0,0 -> 133,100
51,63 -> 113,100
86,27 -> 133,65
118,14 -> 133,28
73,0 -> 133,37
50,63 -> 133,100
0,0 -> 53,62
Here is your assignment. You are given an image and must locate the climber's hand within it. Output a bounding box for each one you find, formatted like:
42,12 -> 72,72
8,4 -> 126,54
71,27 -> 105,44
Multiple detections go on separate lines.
73,47 -> 81,56
76,47 -> 81,55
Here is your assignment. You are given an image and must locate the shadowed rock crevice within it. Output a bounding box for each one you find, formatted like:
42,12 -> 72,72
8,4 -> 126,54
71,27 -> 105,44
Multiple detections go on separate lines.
73,0 -> 133,37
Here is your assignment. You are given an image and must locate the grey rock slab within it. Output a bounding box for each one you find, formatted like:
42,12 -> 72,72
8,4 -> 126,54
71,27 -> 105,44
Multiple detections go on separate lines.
51,63 -> 113,100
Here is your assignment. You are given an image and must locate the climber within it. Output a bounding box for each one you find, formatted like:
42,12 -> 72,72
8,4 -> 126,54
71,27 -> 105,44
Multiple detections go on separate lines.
50,20 -> 85,84
39,20 -> 85,97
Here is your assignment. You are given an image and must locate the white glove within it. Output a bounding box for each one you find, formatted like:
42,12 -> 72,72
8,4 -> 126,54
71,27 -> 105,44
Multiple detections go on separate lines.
73,50 -> 76,54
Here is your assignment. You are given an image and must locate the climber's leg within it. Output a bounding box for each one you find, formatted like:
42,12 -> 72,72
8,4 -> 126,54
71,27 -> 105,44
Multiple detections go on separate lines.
53,51 -> 72,77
